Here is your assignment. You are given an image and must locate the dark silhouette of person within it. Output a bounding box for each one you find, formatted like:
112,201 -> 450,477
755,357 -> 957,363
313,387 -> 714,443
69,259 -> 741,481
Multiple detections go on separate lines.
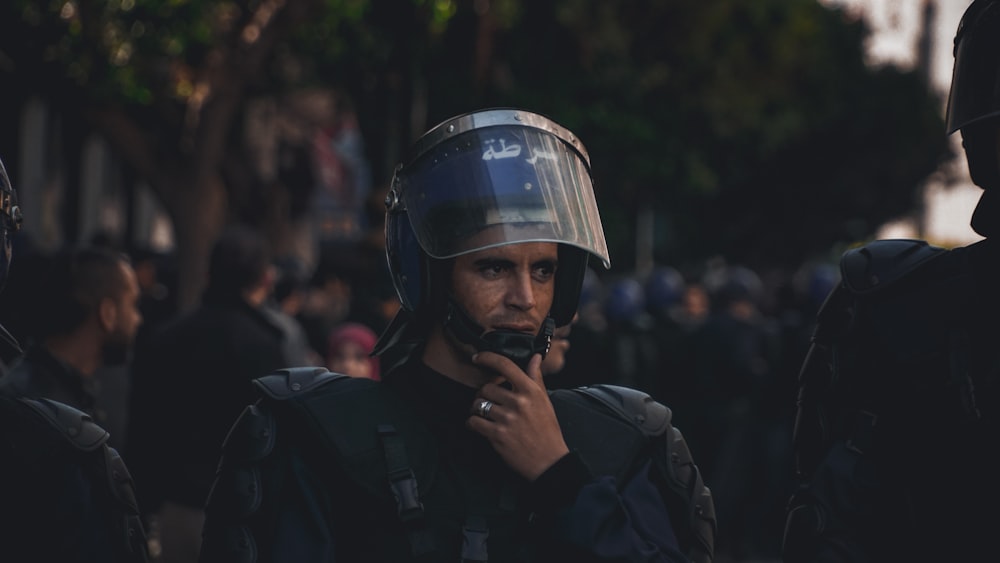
784,3 -> 1000,561
125,224 -> 287,563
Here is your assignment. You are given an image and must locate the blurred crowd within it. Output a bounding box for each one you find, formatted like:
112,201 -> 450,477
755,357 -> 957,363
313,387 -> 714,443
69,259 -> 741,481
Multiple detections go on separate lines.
547,259 -> 840,562
0,223 -> 841,563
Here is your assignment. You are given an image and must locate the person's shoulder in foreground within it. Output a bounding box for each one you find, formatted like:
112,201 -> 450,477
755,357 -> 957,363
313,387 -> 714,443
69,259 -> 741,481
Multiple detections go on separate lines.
199,107 -> 715,562
0,393 -> 148,562
783,2 -> 1000,561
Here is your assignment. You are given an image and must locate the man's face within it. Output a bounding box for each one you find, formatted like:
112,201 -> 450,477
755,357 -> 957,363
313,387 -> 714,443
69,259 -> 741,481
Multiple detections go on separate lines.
102,262 -> 143,365
450,241 -> 558,338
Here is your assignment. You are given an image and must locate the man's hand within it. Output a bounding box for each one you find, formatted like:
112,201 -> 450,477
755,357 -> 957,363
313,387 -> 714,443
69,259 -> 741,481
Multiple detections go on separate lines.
466,351 -> 570,481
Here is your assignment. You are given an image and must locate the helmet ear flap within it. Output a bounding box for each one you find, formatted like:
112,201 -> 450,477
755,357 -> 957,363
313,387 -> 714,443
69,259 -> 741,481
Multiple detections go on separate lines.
385,207 -> 451,322
550,246 -> 588,326
385,209 -> 422,312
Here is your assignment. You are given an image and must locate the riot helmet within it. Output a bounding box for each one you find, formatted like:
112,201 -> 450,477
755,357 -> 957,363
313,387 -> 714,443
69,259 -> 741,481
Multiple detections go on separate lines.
605,276 -> 646,325
381,108 -> 610,366
946,0 -> 1000,235
0,157 -> 22,291
644,265 -> 686,315
946,0 -> 1000,137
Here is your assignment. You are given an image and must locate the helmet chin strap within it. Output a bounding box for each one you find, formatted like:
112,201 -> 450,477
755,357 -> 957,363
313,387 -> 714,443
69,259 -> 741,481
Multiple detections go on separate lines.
444,300 -> 555,371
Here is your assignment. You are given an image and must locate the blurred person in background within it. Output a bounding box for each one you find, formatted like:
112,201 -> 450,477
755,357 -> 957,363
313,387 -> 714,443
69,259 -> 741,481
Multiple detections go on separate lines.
264,255 -> 321,366
126,223 -> 287,563
0,244 -> 143,450
603,274 -> 659,394
325,320 -> 380,380
692,264 -> 784,561
0,157 -> 148,562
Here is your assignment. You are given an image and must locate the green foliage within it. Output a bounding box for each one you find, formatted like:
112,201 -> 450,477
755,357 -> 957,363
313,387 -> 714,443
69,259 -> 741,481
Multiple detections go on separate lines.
0,0 -> 954,277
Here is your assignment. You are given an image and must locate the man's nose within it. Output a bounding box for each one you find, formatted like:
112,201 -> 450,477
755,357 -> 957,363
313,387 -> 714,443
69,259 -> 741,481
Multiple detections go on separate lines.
507,272 -> 537,310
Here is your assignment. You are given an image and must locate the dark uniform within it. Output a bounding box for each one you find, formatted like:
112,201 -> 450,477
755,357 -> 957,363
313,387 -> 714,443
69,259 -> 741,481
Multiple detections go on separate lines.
199,108 -> 716,562
0,156 -> 148,562
784,239 -> 1000,561
200,363 -> 714,562
784,3 -> 1000,561
0,395 -> 148,562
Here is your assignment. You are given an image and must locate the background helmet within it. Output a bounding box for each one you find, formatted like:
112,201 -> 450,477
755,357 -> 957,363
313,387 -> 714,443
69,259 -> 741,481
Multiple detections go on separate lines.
644,265 -> 686,314
0,158 -> 22,290
604,276 -> 646,325
945,0 -> 1000,235
384,108 -> 610,326
946,0 -> 1000,136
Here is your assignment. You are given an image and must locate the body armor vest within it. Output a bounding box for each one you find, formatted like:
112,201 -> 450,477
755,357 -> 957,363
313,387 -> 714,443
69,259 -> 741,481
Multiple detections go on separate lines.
785,238 -> 1000,562
203,367 -> 715,562
0,395 -> 148,562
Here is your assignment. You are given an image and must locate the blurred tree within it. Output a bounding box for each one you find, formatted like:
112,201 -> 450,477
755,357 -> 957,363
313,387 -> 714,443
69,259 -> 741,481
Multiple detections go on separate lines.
0,0 -> 429,309
0,0 -> 954,306
414,0 -> 954,273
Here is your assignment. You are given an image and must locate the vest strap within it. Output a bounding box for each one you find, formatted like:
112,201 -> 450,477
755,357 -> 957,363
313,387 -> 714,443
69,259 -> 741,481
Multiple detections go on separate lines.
460,515 -> 489,562
378,424 -> 436,556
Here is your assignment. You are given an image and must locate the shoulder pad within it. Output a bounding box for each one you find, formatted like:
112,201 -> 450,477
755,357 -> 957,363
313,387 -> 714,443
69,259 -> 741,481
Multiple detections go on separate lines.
572,384 -> 672,436
253,366 -> 348,400
221,404 -> 277,462
840,239 -> 947,295
18,397 -> 109,451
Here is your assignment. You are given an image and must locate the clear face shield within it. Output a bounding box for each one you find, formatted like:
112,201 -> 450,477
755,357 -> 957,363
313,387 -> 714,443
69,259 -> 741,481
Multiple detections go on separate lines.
389,111 -> 609,267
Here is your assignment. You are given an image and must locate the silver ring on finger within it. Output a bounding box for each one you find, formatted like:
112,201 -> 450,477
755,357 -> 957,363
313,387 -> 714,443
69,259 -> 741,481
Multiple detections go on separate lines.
476,399 -> 494,419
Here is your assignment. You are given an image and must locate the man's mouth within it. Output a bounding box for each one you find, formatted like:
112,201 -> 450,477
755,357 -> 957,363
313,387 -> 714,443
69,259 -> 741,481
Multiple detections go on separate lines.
493,324 -> 537,334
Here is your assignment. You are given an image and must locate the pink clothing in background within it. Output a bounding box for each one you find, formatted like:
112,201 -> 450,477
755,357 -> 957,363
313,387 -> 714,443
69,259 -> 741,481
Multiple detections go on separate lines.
326,322 -> 380,381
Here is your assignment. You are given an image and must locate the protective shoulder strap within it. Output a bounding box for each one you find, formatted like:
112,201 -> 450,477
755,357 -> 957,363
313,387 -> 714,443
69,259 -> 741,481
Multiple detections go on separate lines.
571,384 -> 672,435
253,366 -> 347,399
840,239 -> 948,296
550,385 -> 716,563
206,371 -> 439,562
16,396 -> 147,560
18,396 -> 109,451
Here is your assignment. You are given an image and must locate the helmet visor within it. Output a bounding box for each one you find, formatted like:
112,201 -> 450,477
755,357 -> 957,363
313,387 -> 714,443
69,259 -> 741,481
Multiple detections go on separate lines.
397,123 -> 610,268
946,3 -> 1000,134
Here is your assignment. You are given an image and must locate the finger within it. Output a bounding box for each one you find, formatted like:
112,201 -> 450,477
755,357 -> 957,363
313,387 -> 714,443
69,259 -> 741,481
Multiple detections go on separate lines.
469,397 -> 492,418
478,380 -> 519,404
473,351 -> 537,390
466,413 -> 493,435
525,353 -> 544,384
469,397 -> 503,423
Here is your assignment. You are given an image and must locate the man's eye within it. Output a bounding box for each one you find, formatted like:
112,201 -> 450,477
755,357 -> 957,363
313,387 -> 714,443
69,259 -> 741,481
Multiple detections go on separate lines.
480,264 -> 505,277
533,264 -> 556,280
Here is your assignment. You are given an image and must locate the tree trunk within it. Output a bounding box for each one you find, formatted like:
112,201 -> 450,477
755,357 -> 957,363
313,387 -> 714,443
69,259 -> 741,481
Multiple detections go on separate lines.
168,173 -> 229,312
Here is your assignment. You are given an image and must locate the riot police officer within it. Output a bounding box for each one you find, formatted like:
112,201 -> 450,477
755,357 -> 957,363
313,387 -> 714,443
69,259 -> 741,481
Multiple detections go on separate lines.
199,108 -> 715,562
783,2 -> 1000,561
0,156 -> 148,562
